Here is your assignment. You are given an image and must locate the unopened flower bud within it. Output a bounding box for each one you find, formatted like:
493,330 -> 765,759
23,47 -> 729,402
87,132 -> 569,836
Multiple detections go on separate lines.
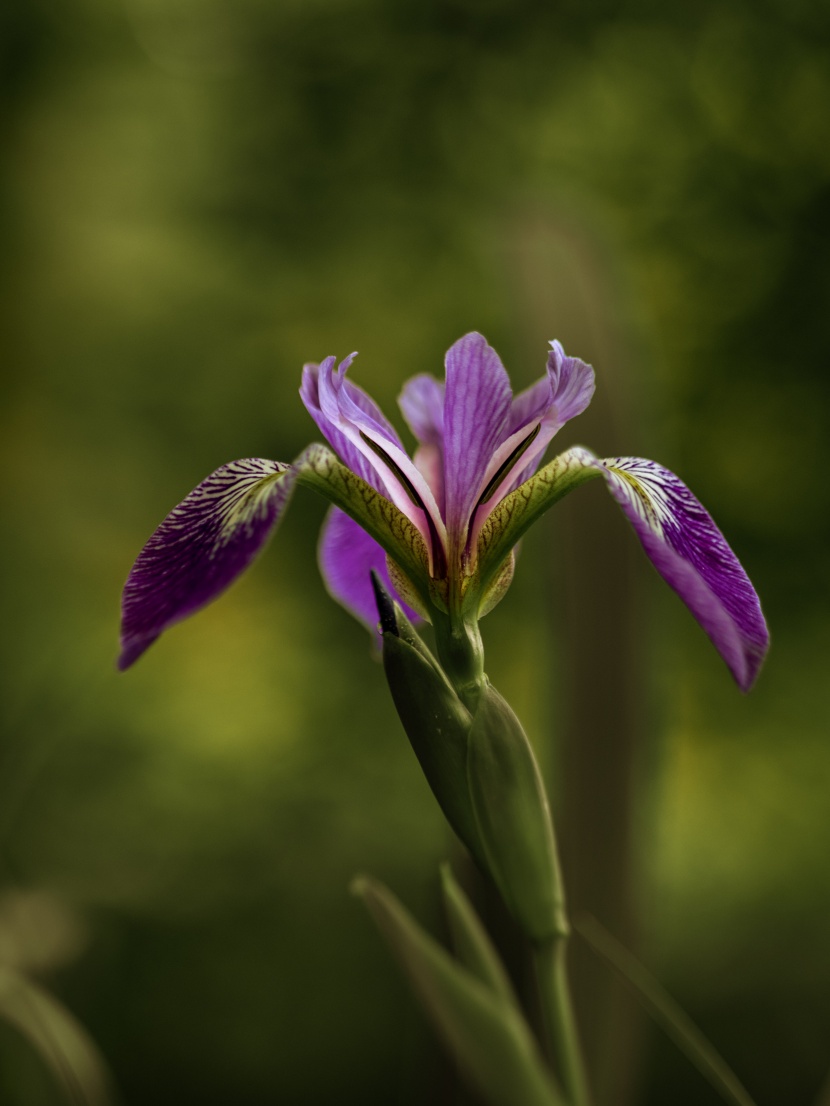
371,574 -> 485,868
467,685 -> 568,944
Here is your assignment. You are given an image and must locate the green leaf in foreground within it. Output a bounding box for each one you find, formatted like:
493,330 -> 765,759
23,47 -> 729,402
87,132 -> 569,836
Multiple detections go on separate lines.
0,965 -> 117,1106
352,875 -> 564,1106
439,864 -> 519,1011
576,914 -> 758,1106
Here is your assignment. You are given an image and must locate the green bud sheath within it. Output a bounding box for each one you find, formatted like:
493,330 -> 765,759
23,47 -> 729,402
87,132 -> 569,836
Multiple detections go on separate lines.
381,630 -> 487,869
467,684 -> 568,944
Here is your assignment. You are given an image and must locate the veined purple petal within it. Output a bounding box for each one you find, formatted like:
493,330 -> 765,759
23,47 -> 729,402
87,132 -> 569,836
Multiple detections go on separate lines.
301,356 -> 384,488
398,373 -> 446,513
593,454 -> 769,691
399,373 -> 446,444
443,333 -> 512,544
467,343 -> 596,552
318,507 -> 422,634
304,353 -> 446,569
119,459 -> 294,669
506,375 -> 554,435
546,341 -> 597,425
499,341 -> 596,496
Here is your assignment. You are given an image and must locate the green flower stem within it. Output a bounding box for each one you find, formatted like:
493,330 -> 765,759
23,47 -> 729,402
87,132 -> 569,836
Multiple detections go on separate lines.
411,596 -> 590,1101
432,610 -> 486,711
534,938 -> 592,1106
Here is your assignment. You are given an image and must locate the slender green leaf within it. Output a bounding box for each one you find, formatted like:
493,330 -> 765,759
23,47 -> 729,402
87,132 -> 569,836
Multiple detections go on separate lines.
353,876 -> 564,1106
577,915 -> 759,1106
439,864 -> 519,1010
0,965 -> 117,1106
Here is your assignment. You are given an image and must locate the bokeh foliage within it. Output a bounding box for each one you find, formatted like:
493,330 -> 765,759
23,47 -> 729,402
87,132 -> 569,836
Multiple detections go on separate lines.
1,0 -> 828,1103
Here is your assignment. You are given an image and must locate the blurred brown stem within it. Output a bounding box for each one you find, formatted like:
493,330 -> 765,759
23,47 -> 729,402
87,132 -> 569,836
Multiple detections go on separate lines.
503,209 -> 648,1106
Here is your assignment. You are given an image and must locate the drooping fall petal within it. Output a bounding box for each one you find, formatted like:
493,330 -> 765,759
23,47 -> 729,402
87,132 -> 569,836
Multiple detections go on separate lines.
119,459 -> 295,669
590,453 -> 769,691
474,444 -> 768,689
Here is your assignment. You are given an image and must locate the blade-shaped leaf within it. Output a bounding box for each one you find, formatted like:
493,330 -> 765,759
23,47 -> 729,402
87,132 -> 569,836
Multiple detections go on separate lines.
353,876 -> 564,1106
0,965 -> 117,1106
577,915 -> 758,1106
439,864 -> 518,1010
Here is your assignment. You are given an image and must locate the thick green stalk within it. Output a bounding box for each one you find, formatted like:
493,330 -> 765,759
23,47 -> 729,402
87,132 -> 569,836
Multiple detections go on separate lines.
431,610 -> 486,711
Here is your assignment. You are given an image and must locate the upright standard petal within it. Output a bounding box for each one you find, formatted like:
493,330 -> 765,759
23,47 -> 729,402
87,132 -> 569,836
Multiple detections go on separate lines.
301,356 -> 387,488
318,507 -> 422,633
302,354 -> 446,570
545,341 -> 597,426
399,374 -> 446,514
589,453 -> 769,691
119,459 -> 294,669
442,333 -> 512,544
466,344 -> 596,554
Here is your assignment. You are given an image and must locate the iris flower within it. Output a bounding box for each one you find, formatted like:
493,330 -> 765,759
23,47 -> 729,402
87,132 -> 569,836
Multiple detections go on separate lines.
119,332 -> 768,690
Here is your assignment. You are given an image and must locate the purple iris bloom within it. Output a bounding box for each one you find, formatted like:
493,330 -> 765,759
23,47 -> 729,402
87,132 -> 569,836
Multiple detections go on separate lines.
119,333 -> 768,689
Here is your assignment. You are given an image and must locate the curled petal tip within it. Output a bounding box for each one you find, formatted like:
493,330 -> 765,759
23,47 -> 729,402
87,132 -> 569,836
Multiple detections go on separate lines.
545,341 -> 596,423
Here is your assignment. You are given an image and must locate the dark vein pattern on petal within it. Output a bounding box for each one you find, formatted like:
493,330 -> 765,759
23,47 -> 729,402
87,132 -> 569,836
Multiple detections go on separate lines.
119,459 -> 293,669
599,456 -> 769,690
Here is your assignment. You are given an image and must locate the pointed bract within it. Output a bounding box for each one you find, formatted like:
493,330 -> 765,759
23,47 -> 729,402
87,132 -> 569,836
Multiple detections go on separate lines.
467,683 -> 568,942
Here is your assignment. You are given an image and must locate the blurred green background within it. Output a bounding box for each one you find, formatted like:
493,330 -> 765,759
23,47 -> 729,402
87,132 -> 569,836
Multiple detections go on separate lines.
1,0 -> 828,1103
